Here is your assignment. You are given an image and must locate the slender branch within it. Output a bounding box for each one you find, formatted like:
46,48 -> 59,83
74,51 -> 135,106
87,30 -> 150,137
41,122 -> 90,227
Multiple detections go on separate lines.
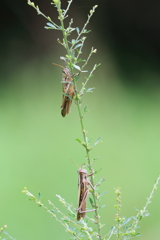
70,5 -> 98,50
81,47 -> 96,70
79,63 -> 99,96
0,225 -> 16,240
55,3 -> 102,239
75,36 -> 86,61
27,0 -> 60,29
132,175 -> 160,229
63,0 -> 73,17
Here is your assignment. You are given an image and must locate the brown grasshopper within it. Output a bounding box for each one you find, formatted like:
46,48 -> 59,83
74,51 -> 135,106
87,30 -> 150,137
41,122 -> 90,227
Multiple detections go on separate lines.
77,166 -> 95,221
61,68 -> 74,117
52,63 -> 75,117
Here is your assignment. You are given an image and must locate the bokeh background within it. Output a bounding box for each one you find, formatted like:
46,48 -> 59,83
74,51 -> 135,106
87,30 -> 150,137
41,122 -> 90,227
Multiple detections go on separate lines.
1,0 -> 160,239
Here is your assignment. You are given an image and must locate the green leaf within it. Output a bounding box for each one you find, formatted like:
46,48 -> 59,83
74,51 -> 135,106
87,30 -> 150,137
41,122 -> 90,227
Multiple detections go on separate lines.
44,22 -> 57,29
143,212 -> 150,217
75,139 -> 82,144
89,197 -> 93,206
84,106 -> 88,112
62,92 -> 73,100
75,139 -> 86,147
87,74 -> 93,80
97,177 -> 105,184
76,27 -> 80,34
133,233 -> 141,236
61,218 -> 70,223
96,63 -> 101,68
68,27 -> 75,33
61,81 -> 73,84
77,59 -> 86,63
74,43 -> 83,49
134,207 -> 139,212
71,39 -> 76,44
38,192 -> 41,200
68,213 -> 76,218
83,29 -> 91,33
73,64 -> 81,71
99,191 -> 107,197
121,217 -> 132,226
93,156 -> 101,161
86,87 -> 95,93
86,137 -> 92,144
95,168 -> 102,174
60,56 -> 66,61
99,205 -> 106,209
93,137 -> 102,147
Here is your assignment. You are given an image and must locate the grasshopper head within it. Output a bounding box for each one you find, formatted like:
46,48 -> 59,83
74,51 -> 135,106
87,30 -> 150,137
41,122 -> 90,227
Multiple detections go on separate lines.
78,168 -> 88,175
63,68 -> 70,75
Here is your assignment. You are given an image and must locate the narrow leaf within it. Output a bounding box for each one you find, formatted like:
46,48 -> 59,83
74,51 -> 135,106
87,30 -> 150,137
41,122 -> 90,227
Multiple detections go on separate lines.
84,106 -> 88,112
68,213 -> 76,218
96,63 -> 101,68
87,74 -> 93,80
93,156 -> 101,161
99,205 -> 106,209
76,27 -> 80,34
46,22 -> 56,27
60,56 -> 66,61
74,43 -> 83,49
75,140 -> 86,147
99,191 -> 107,197
62,92 -> 73,100
77,59 -> 86,63
38,192 -> 41,200
86,87 -> 95,93
121,217 -> 132,226
134,233 -> 141,236
73,64 -> 81,71
61,81 -> 73,84
93,137 -> 102,147
89,197 -> 93,206
69,28 -> 75,33
75,139 -> 82,144
143,212 -> 150,217
97,177 -> 105,184
95,168 -> 102,175
86,137 -> 92,144
134,207 -> 139,212
71,39 -> 76,44
83,29 -> 91,33
85,30 -> 91,33
44,22 -> 56,29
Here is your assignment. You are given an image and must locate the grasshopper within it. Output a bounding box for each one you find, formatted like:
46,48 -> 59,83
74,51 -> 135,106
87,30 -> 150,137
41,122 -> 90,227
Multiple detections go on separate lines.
77,166 -> 95,221
61,68 -> 74,117
52,63 -> 75,117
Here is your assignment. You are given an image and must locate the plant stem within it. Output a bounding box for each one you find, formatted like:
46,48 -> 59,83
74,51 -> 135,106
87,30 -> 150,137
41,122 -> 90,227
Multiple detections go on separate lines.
56,5 -> 102,240
77,105 -> 102,240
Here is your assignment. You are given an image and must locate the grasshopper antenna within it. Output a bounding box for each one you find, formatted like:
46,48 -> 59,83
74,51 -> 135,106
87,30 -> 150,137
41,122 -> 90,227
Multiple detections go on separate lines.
70,159 -> 80,169
70,159 -> 86,169
52,63 -> 65,69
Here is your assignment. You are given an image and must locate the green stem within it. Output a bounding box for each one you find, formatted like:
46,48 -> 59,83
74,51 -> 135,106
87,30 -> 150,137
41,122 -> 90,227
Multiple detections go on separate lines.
56,5 -> 102,240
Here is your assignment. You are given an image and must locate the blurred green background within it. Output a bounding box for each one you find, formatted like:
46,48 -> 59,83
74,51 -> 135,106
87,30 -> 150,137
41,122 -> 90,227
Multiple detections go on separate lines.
1,0 -> 160,239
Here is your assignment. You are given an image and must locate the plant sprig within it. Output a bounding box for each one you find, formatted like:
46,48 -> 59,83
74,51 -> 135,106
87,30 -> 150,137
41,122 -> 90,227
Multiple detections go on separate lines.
22,188 -> 101,239
24,1 -> 160,240
27,0 -> 103,238
0,225 -> 16,240
104,175 -> 160,240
